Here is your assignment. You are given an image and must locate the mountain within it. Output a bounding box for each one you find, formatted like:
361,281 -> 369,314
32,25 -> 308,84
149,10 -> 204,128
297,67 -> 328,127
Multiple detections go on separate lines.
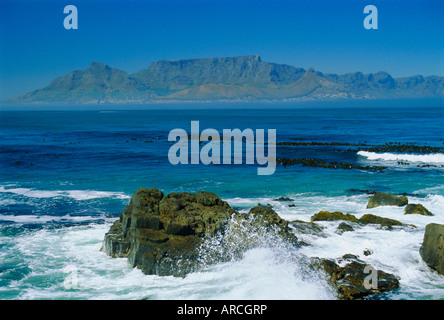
7,55 -> 444,104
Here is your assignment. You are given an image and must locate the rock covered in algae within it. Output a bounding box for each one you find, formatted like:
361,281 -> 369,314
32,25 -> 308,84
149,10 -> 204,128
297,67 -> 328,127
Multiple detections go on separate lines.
404,204 -> 433,216
420,223 -> 444,275
366,192 -> 408,209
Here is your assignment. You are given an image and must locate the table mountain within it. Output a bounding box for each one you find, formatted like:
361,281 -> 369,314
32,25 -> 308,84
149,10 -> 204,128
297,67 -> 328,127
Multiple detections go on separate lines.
7,55 -> 444,104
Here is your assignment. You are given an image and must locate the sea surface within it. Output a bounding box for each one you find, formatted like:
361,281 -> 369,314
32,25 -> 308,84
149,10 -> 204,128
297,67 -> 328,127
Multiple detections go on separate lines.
0,99 -> 443,300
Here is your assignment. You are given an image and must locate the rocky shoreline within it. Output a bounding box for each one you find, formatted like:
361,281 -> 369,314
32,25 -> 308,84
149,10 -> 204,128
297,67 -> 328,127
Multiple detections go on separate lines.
102,189 -> 443,300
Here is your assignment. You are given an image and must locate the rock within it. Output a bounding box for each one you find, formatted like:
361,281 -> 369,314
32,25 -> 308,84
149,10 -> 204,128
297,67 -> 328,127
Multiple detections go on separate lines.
102,188 -> 299,277
289,220 -> 326,237
404,204 -> 433,216
420,223 -> 444,275
273,196 -> 294,201
102,188 -> 236,276
311,211 -> 359,223
277,158 -> 386,171
311,254 -> 400,300
336,222 -> 354,234
348,189 -> 376,195
227,205 -> 300,247
310,210 -> 411,230
366,192 -> 408,209
358,214 -> 405,229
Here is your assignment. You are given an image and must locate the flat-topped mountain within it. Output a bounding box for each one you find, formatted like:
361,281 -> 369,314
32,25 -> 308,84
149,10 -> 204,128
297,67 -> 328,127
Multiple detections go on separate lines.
7,55 -> 444,104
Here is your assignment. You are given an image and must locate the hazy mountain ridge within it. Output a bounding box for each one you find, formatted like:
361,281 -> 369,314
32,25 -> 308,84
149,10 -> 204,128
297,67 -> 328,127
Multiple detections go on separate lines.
7,55 -> 444,104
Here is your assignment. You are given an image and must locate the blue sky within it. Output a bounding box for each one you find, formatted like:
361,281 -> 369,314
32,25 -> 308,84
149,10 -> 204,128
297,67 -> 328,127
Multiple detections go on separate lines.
0,0 -> 443,100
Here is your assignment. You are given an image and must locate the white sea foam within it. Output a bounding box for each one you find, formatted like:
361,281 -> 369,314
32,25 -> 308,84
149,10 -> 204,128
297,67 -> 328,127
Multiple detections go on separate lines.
0,186 -> 130,200
8,222 -> 335,300
357,151 -> 444,164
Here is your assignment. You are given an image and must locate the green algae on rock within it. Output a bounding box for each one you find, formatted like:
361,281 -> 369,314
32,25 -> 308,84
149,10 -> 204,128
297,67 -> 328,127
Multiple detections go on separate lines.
366,192 -> 408,209
311,211 -> 359,223
420,223 -> 444,275
404,203 -> 433,216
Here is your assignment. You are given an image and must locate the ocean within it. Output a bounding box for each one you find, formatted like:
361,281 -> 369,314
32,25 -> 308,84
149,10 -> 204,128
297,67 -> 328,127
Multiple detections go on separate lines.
0,98 -> 443,300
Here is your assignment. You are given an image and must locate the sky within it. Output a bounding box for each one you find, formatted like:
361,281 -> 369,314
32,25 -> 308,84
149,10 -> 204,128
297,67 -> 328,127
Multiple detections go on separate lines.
0,0 -> 443,100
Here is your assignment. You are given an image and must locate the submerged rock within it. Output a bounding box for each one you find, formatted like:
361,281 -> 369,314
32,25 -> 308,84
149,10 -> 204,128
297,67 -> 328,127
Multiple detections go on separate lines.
420,223 -> 444,275
289,220 -> 326,237
273,196 -> 294,201
336,222 -> 354,234
277,158 -> 386,171
366,192 -> 408,209
404,204 -> 433,216
311,254 -> 400,300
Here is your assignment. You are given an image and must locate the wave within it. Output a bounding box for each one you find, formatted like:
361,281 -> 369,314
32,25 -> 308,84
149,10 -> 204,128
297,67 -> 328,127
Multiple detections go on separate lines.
357,151 -> 444,164
0,214 -> 106,224
0,186 -> 130,201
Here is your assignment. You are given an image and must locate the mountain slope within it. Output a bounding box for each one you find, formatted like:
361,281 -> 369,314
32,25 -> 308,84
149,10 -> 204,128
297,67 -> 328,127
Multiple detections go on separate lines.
7,56 -> 444,104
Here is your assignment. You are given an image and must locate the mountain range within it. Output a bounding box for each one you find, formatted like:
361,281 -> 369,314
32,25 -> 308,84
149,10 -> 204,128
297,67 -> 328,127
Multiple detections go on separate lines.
6,55 -> 444,104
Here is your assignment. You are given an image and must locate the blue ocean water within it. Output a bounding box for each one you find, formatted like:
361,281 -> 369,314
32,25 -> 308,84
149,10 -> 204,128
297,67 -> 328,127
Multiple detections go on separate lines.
1,99 -> 443,300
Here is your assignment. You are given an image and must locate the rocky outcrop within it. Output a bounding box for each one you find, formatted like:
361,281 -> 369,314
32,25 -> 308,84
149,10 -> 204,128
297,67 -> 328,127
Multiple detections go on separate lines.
312,254 -> 400,300
102,188 -> 237,276
103,188 -> 403,299
366,192 -> 408,209
420,223 -> 444,275
404,204 -> 433,216
102,188 -> 299,277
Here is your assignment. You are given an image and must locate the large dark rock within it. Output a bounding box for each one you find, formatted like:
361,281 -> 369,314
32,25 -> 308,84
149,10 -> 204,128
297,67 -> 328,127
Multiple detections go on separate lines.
420,223 -> 444,275
102,188 -> 236,276
366,192 -> 408,209
102,188 -> 299,277
311,254 -> 400,300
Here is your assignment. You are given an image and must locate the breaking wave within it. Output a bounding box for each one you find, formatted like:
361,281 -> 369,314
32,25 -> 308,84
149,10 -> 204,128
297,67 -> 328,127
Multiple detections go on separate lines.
0,186 -> 130,201
357,151 -> 444,164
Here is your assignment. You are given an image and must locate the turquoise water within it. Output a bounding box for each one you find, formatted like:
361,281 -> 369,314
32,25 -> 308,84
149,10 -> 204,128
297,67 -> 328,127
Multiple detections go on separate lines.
1,99 -> 443,299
